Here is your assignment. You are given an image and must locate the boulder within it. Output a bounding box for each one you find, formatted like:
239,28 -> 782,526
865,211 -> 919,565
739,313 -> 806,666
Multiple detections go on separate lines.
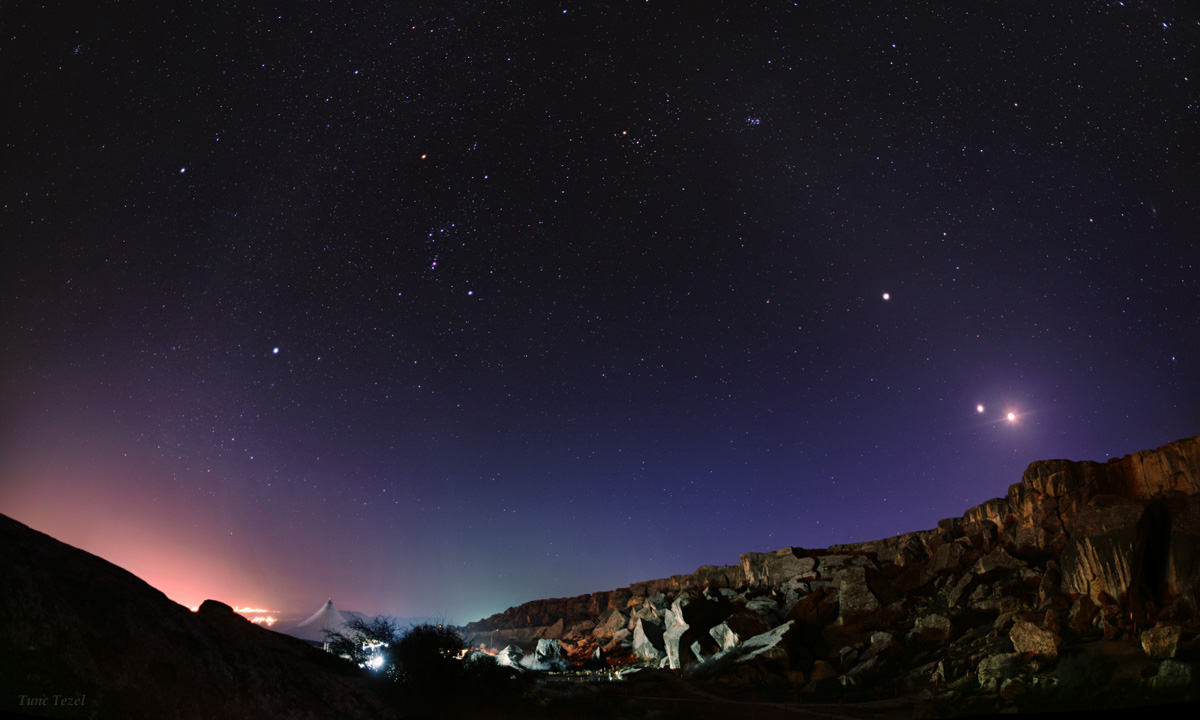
662,588 -> 731,669
969,582 -> 1028,614
816,554 -> 872,577
977,653 -> 1021,692
631,618 -> 665,662
744,597 -> 781,623
1000,677 -> 1029,700
604,628 -> 631,651
461,650 -> 496,668
1066,596 -> 1099,635
496,645 -> 525,671
672,587 -> 729,628
629,603 -> 661,622
1009,620 -> 1060,659
709,610 -> 772,650
836,565 -> 881,625
893,532 -> 932,567
941,573 -> 975,608
908,613 -> 952,644
1140,625 -> 1182,659
1041,607 -> 1063,635
973,548 -> 1026,576
689,638 -> 716,664
663,619 -> 689,670
859,631 -> 900,662
841,655 -> 881,686
1150,659 -> 1193,690
1097,601 -> 1124,640
740,548 -> 816,587
519,639 -> 572,672
925,542 -> 967,579
838,644 -> 860,670
697,621 -> 796,677
593,608 -> 628,637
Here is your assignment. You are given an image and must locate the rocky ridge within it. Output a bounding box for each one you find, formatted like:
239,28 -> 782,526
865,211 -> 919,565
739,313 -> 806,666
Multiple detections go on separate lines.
463,434 -> 1200,709
0,514 -> 397,720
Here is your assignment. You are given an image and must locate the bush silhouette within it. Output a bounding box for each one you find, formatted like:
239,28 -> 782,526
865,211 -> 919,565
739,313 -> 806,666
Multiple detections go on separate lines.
378,624 -> 527,717
393,623 -> 464,685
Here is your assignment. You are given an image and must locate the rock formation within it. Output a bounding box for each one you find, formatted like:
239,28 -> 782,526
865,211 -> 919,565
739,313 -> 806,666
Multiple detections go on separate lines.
462,434 -> 1200,709
4,434 -> 1198,717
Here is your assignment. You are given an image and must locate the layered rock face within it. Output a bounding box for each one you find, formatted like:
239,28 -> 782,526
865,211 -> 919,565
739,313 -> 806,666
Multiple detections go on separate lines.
463,434 -> 1200,697
957,434 -> 1200,615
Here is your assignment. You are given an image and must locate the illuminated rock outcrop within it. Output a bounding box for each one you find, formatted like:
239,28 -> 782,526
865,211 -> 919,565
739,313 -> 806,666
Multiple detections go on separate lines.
462,433 -> 1200,704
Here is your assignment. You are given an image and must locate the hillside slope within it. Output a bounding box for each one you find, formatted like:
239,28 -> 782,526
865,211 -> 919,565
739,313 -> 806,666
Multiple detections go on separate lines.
0,514 -> 397,720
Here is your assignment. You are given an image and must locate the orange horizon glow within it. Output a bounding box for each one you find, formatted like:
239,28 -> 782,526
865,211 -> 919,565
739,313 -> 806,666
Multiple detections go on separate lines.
0,465 -> 285,613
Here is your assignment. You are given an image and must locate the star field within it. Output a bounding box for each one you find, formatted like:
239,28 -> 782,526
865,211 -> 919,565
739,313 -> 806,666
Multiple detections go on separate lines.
1,1 -> 1197,623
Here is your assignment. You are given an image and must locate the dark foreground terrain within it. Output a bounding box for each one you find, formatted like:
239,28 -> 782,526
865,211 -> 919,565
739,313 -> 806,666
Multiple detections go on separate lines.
0,512 -> 397,720
3,434 -> 1200,718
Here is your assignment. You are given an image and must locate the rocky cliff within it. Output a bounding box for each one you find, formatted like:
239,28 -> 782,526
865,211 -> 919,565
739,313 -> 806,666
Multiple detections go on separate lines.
463,434 -> 1200,708
0,514 -> 397,720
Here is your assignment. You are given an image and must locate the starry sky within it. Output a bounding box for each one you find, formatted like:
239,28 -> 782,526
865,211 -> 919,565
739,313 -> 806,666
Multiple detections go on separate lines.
2,1 -> 1198,625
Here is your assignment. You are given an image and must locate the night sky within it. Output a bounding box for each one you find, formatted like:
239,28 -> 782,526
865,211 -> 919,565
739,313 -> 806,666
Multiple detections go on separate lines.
2,1 -> 1197,625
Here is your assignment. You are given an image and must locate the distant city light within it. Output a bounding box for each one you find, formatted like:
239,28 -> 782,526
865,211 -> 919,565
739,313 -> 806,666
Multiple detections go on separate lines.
233,606 -> 279,625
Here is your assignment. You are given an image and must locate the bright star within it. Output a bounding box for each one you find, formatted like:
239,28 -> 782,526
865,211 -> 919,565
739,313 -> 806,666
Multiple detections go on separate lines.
882,292 -> 890,301
976,404 -> 985,414
1006,412 -> 1016,422
272,347 -> 279,355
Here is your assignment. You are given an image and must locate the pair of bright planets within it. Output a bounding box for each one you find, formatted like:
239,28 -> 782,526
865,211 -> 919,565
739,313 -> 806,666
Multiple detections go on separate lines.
273,337 -> 1019,423
881,292 -> 1019,424
978,404 -> 1018,422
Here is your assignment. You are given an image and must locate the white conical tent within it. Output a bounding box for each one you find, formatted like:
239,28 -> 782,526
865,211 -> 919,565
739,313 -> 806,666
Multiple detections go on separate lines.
287,599 -> 350,642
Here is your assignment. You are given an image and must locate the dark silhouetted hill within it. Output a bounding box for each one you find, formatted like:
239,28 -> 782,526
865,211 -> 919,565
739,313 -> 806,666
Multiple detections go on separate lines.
0,513 -> 397,719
